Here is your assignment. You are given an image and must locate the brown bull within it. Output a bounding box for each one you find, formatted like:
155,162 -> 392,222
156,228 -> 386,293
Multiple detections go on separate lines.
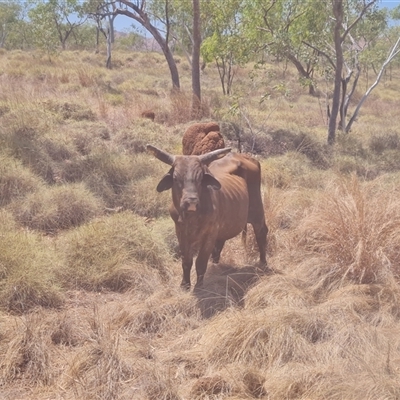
147,145 -> 268,289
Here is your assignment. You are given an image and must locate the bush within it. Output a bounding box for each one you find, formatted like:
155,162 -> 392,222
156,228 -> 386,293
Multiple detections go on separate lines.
0,155 -> 43,207
0,211 -> 64,314
240,129 -> 331,169
57,211 -> 173,291
10,183 -> 104,233
369,132 -> 400,155
3,126 -> 57,183
120,175 -> 170,218
113,120 -> 180,155
43,100 -> 96,121
297,175 -> 400,284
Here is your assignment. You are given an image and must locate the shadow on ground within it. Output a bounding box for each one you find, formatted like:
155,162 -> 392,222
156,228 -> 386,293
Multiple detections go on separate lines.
194,263 -> 275,318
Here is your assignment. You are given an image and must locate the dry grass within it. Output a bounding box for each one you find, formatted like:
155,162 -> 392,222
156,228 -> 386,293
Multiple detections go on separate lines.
1,47 -> 400,399
298,175 -> 400,284
57,211 -> 174,292
10,183 -> 104,233
0,211 -> 64,313
0,154 -> 43,207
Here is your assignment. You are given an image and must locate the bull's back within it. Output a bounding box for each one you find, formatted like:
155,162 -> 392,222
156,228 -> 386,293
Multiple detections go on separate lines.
214,173 -> 249,240
211,152 -> 264,225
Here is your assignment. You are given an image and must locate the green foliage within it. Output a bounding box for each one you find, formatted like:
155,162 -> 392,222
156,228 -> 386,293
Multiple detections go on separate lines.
0,1 -> 21,48
28,0 -> 86,53
201,0 -> 248,94
28,2 -> 59,56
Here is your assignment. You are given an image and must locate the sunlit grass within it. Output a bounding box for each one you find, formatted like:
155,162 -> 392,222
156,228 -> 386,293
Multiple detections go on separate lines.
1,47 -> 400,399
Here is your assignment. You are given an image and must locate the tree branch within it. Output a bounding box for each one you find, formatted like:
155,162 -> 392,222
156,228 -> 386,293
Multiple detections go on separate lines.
341,0 -> 377,41
346,36 -> 400,132
302,40 -> 336,69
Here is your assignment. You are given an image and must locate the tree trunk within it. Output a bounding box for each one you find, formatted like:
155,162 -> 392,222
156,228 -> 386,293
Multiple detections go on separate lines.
328,0 -> 343,145
108,14 -> 115,44
346,36 -> 400,133
191,0 -> 201,119
95,27 -> 100,54
287,53 -> 316,96
115,2 -> 180,90
106,25 -> 112,69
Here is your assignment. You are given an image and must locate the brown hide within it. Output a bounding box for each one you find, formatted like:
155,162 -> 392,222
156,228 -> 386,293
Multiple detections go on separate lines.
168,161 -> 250,282
148,145 -> 267,289
182,122 -> 225,156
209,153 -> 266,228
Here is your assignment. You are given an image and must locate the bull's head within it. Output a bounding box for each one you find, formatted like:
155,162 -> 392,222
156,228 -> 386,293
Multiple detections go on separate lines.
147,145 -> 231,213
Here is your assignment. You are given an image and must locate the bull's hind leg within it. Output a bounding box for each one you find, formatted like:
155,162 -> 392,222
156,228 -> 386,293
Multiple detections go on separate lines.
211,239 -> 225,263
251,221 -> 268,265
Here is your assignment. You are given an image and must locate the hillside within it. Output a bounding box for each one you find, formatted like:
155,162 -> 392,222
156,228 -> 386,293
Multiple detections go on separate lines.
1,47 -> 400,399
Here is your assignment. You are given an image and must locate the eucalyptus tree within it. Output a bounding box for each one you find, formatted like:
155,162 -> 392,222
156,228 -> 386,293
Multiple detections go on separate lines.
242,0 -> 326,96
242,0 -> 387,144
84,0 -> 117,68
0,1 -> 21,48
29,0 -> 87,52
191,0 -> 201,118
325,0 -> 380,144
93,0 -> 181,89
201,0 -> 247,95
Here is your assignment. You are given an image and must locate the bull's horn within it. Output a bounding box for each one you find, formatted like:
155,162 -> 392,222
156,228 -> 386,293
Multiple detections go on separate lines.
199,147 -> 231,165
147,144 -> 175,166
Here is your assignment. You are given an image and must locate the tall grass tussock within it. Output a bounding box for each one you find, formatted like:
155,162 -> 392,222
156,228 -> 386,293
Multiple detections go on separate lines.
58,211 -> 173,292
1,46 -> 400,400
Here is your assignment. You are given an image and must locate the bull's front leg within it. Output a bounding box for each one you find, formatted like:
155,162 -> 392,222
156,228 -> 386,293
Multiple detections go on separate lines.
181,255 -> 193,290
173,217 -> 193,290
194,240 -> 215,289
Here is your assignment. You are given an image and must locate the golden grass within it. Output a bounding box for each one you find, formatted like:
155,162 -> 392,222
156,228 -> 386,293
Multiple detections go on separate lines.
298,175 -> 400,284
1,312 -> 54,386
0,211 -> 64,313
0,154 -> 43,207
57,211 -> 174,292
10,183 -> 104,233
1,48 -> 400,399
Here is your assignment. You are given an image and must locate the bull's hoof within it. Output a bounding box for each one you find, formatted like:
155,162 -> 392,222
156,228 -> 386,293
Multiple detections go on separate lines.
180,281 -> 191,291
193,284 -> 204,294
259,259 -> 267,267
194,279 -> 204,291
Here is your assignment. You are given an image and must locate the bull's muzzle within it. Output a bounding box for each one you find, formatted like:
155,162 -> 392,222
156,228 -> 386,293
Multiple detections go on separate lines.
180,197 -> 199,213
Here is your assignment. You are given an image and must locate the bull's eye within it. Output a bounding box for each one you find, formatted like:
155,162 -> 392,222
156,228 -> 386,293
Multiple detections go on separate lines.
173,173 -> 183,188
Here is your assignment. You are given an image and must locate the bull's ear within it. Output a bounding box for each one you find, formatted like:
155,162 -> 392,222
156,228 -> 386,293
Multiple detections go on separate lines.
156,171 -> 173,192
202,173 -> 221,190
